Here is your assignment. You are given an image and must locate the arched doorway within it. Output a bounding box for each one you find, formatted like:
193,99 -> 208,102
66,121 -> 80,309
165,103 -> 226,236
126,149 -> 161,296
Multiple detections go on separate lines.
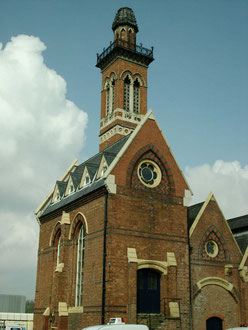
137,269 -> 160,313
206,317 -> 223,330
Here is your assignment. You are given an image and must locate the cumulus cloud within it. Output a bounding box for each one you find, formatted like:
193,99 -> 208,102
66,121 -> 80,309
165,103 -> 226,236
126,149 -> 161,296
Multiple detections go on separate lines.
185,160 -> 248,219
0,35 -> 88,298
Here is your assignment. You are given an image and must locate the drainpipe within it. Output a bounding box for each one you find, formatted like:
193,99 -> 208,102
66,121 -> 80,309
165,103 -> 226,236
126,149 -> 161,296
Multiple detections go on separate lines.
102,192 -> 108,324
187,209 -> 193,330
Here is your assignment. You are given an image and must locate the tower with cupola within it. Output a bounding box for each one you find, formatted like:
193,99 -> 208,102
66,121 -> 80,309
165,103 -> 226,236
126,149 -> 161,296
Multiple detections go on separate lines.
96,7 -> 154,151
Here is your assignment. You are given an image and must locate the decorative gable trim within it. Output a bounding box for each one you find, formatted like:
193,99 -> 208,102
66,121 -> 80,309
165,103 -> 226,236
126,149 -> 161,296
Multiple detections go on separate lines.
189,193 -> 243,255
65,176 -> 75,196
79,167 -> 91,188
35,159 -> 79,217
97,155 -> 108,179
239,246 -> 248,282
52,184 -> 60,204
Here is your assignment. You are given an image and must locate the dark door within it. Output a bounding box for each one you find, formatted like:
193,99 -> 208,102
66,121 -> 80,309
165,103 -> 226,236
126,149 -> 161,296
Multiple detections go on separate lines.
137,269 -> 160,313
206,317 -> 223,330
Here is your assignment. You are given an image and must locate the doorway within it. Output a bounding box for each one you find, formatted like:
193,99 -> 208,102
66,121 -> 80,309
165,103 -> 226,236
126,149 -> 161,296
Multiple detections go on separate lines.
137,269 -> 160,313
206,316 -> 223,330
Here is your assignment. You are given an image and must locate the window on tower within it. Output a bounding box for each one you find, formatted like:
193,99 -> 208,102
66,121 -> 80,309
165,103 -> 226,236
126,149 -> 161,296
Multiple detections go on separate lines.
111,79 -> 115,113
124,76 -> 131,112
106,84 -> 110,116
133,78 -> 140,113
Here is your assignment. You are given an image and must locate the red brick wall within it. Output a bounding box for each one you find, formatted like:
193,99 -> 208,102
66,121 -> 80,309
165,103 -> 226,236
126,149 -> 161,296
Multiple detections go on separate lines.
190,200 -> 246,329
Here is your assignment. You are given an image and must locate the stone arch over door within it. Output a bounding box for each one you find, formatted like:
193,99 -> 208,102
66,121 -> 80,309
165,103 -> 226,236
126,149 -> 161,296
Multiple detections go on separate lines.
137,268 -> 161,314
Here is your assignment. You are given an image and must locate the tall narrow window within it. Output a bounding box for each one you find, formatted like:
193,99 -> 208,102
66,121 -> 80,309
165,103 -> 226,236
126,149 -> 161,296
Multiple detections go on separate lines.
76,225 -> 85,306
111,80 -> 115,113
57,235 -> 61,266
133,78 -> 140,113
124,76 -> 131,111
106,84 -> 110,116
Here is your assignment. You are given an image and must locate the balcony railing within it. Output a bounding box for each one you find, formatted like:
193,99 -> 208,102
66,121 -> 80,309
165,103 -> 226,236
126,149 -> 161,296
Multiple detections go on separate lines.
96,39 -> 154,65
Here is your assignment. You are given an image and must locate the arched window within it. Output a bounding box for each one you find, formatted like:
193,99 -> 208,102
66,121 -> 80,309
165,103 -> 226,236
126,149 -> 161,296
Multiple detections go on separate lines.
124,76 -> 131,111
111,79 -> 115,113
75,225 -> 85,306
106,84 -> 110,116
57,235 -> 61,265
133,78 -> 140,113
53,228 -> 61,267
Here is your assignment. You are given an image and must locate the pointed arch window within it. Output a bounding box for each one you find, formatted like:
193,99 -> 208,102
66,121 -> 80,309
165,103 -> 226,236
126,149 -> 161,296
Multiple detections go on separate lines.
133,78 -> 140,113
111,79 -> 115,113
106,83 -> 110,116
124,76 -> 131,111
57,235 -> 61,266
76,225 -> 85,306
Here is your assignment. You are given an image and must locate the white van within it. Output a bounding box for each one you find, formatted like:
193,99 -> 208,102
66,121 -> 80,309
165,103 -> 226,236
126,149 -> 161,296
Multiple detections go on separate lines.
0,325 -> 24,330
82,324 -> 149,330
227,327 -> 248,330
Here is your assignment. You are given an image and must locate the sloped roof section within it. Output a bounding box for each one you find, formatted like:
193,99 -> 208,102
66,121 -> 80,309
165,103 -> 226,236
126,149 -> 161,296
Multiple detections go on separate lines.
228,214 -> 248,254
187,202 -> 204,231
39,134 -> 131,218
57,181 -> 67,197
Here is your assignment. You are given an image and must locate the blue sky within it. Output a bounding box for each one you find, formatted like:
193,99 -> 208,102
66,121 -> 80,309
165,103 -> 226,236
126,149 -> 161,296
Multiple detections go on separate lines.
0,0 -> 247,299
2,0 -> 248,167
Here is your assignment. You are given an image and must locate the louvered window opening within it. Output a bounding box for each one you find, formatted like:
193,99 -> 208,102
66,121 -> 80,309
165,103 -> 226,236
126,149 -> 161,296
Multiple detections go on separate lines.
133,79 -> 140,113
111,80 -> 115,113
106,85 -> 110,116
124,76 -> 131,111
76,226 -> 85,306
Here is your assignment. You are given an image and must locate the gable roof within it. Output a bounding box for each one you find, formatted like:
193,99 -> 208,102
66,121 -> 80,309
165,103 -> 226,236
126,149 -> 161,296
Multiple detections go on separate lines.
228,214 -> 248,254
37,109 -> 192,219
37,134 -> 130,218
188,195 -> 247,255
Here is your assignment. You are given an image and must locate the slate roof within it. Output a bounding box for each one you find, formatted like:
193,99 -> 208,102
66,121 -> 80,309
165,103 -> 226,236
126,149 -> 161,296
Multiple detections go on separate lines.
112,7 -> 139,32
39,134 -> 131,218
228,214 -> 248,254
187,202 -> 204,230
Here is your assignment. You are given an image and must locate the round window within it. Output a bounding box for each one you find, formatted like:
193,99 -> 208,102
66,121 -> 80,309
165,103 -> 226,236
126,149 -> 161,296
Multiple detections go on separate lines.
205,240 -> 219,258
137,160 -> 162,188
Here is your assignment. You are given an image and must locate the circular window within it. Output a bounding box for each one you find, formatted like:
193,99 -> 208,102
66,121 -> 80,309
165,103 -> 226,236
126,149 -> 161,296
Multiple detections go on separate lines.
137,160 -> 162,188
205,240 -> 219,258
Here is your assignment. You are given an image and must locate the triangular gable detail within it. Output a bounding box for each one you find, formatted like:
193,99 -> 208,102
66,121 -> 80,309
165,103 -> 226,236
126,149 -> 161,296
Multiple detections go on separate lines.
189,192 -> 243,255
52,184 -> 60,204
103,110 -> 191,197
239,246 -> 248,282
35,159 -> 79,216
79,167 -> 91,188
65,176 -> 75,196
97,155 -> 108,179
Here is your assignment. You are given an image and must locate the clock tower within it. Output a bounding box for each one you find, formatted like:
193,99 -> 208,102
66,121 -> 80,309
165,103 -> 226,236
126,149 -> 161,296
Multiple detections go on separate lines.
96,7 -> 154,151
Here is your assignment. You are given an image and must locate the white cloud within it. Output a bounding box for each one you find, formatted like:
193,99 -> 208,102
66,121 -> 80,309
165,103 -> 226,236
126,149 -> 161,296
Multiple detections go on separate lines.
0,35 -> 88,299
185,160 -> 248,219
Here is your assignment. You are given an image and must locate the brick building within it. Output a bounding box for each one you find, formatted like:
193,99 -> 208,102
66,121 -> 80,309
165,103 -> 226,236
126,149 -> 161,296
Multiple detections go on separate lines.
34,7 -> 248,330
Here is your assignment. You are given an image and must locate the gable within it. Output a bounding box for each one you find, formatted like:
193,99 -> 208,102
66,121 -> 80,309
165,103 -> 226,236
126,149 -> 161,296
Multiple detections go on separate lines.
107,110 -> 191,201
189,193 -> 243,263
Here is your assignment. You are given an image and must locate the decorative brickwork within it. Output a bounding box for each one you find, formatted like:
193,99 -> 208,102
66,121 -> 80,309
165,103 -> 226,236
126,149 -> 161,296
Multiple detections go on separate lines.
198,224 -> 230,262
126,144 -> 175,194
